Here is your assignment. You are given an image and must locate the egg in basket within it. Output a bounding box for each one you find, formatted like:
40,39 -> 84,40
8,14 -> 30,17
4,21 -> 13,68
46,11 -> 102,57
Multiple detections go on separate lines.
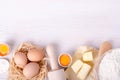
9,42 -> 48,80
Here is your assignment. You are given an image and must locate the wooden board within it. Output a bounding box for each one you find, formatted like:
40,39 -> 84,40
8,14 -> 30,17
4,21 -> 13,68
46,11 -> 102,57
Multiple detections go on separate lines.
65,46 -> 101,80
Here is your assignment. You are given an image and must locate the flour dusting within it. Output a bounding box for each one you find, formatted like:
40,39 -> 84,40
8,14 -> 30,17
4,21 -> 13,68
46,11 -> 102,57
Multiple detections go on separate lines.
99,49 -> 120,80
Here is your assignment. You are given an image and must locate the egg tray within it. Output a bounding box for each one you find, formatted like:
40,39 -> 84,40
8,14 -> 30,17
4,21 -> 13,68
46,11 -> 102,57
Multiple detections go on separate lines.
9,42 -> 48,80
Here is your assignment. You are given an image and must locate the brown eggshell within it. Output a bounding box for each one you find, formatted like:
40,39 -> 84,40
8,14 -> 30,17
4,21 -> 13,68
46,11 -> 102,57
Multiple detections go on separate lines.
27,48 -> 45,61
23,62 -> 40,79
14,52 -> 28,68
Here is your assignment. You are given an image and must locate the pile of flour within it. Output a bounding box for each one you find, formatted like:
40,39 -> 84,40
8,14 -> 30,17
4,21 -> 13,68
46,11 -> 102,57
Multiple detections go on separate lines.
98,49 -> 120,80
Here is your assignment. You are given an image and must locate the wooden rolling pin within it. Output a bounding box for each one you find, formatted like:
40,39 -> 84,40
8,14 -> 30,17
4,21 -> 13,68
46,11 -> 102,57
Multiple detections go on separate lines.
95,41 -> 112,80
46,45 -> 66,80
99,41 -> 112,55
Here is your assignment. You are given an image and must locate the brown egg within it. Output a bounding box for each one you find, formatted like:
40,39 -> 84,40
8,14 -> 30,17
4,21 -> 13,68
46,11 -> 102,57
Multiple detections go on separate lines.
23,62 -> 40,79
27,48 -> 45,61
14,52 -> 28,68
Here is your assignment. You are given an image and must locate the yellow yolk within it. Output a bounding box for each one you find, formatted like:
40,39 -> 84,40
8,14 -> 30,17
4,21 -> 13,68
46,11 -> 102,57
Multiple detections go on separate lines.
60,54 -> 71,66
0,44 -> 9,56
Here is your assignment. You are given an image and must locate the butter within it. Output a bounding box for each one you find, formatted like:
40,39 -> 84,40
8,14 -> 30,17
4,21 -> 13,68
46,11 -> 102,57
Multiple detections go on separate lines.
77,63 -> 91,80
76,46 -> 89,54
83,52 -> 93,62
71,60 -> 83,73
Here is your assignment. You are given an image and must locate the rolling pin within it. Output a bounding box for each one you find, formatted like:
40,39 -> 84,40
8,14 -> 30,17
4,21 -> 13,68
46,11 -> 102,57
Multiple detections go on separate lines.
95,41 -> 112,79
99,41 -> 112,55
46,45 -> 66,80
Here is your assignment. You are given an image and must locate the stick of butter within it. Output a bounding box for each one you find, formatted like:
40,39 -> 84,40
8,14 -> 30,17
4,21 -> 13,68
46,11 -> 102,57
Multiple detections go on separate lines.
71,60 -> 83,73
76,46 -> 89,54
83,52 -> 93,61
77,63 -> 91,80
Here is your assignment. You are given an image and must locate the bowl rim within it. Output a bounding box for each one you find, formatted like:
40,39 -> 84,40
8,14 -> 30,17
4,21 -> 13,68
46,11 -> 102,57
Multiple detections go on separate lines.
0,43 -> 10,56
58,53 -> 72,67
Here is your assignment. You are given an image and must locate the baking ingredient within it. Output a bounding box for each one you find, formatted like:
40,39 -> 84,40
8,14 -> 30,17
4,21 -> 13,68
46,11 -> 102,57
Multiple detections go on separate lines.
65,46 -> 98,80
46,45 -> 58,70
83,52 -> 93,62
99,41 -> 112,55
14,52 -> 28,68
0,43 -> 9,56
0,59 -> 9,73
27,48 -> 45,62
46,45 -> 66,80
59,53 -> 72,67
48,69 -> 66,80
71,60 -> 83,73
77,63 -> 91,80
76,46 -> 93,54
23,62 -> 40,79
9,43 -> 47,80
99,49 -> 120,80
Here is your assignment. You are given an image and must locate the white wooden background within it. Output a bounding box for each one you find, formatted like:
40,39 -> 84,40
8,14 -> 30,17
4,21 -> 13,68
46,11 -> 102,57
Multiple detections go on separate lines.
0,0 -> 120,79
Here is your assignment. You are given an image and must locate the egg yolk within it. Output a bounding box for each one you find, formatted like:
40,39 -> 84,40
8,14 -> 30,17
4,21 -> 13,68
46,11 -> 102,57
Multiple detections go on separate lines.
60,54 -> 71,66
0,44 -> 9,56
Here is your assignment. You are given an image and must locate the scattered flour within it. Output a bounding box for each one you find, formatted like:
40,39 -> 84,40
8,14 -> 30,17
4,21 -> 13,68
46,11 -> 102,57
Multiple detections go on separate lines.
99,49 -> 120,80
0,59 -> 9,73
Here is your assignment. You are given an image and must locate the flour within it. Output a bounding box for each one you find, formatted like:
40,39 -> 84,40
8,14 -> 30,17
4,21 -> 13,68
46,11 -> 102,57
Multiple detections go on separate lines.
0,59 -> 9,73
98,49 -> 120,80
